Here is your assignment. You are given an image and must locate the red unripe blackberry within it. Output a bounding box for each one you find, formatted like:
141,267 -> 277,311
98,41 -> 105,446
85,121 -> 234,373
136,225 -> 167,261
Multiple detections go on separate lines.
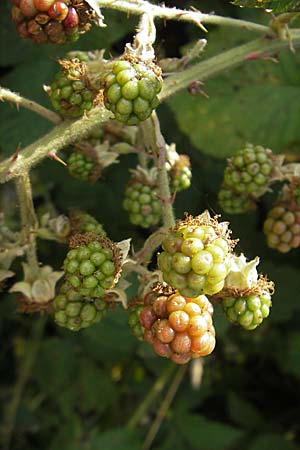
141,287 -> 216,364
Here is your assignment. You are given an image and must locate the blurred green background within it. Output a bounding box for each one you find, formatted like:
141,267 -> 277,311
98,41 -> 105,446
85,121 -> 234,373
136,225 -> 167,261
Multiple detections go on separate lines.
1,1 -> 300,449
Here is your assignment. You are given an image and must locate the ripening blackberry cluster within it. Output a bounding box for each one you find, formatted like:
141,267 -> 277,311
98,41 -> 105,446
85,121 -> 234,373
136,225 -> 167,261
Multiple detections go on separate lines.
11,0 -> 94,44
104,59 -> 162,125
218,186 -> 256,215
169,155 -> 192,193
263,204 -> 300,253
140,289 -> 215,364
158,215 -> 232,298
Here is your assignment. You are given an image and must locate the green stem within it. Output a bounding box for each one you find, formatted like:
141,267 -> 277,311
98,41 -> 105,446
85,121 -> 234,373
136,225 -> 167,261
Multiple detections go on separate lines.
1,33 -> 300,182
0,107 -> 112,183
0,86 -> 61,125
3,317 -> 46,450
15,173 -> 39,274
160,31 -> 300,100
135,227 -> 168,265
97,0 -> 270,34
142,365 -> 187,450
127,363 -> 176,429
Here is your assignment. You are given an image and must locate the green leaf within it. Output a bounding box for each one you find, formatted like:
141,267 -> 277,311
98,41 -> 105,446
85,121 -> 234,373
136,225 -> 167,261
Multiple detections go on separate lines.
248,433 -> 297,450
87,428 -> 141,450
168,30 -> 300,159
227,391 -> 264,429
232,0 -> 300,13
176,414 -> 243,450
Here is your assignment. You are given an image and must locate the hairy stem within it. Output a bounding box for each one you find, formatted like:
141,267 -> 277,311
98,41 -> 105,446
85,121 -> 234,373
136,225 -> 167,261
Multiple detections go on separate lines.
0,107 -> 112,183
127,363 -> 176,429
142,365 -> 187,450
98,0 -> 270,33
15,173 -> 39,273
1,33 -> 300,182
135,227 -> 167,265
160,31 -> 300,100
0,86 -> 61,125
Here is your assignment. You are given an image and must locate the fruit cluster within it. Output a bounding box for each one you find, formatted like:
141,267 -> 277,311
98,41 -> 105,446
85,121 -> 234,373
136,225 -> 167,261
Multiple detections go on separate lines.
69,210 -> 106,237
53,282 -> 107,331
11,0 -> 94,44
63,233 -> 119,298
263,204 -> 300,253
169,155 -> 192,193
218,186 -> 256,215
104,59 -> 162,125
158,213 -> 232,298
140,287 -> 215,364
222,291 -> 272,330
128,303 -> 144,340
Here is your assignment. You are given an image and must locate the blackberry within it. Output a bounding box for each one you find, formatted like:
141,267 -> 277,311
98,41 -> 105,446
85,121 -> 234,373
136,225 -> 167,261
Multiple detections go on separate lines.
53,284 -> 107,331
123,167 -> 161,228
222,292 -> 272,330
69,210 -> 106,237
103,59 -> 162,125
140,287 -> 215,364
264,204 -> 300,253
128,304 -> 144,340
11,0 -> 96,44
49,70 -> 95,118
63,233 -> 120,298
158,212 -> 233,298
169,155 -> 192,193
67,151 -> 95,181
224,144 -> 274,198
218,186 -> 256,215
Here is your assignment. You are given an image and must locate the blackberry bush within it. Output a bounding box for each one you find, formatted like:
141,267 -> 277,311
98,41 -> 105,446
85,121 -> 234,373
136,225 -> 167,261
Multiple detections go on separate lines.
103,59 -> 162,125
158,211 -> 234,298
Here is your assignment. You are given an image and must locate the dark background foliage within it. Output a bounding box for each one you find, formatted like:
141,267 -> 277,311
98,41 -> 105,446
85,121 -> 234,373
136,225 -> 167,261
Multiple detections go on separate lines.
1,1 -> 300,449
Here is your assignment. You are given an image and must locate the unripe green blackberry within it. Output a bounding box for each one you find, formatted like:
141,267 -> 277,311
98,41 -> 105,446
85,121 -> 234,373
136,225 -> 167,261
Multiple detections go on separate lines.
53,284 -> 107,331
224,144 -> 274,198
11,0 -> 95,45
158,212 -> 234,298
218,186 -> 256,215
128,304 -> 144,340
222,292 -> 272,330
49,70 -> 95,118
140,286 -> 215,364
103,59 -> 162,125
69,210 -> 106,237
68,151 -> 95,181
170,155 -> 192,193
123,167 -> 161,228
63,233 -> 121,298
264,204 -> 300,253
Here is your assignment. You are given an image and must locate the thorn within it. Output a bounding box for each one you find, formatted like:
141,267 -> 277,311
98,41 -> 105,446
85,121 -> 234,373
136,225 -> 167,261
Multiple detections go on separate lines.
49,152 -> 67,166
244,52 -> 278,63
188,80 -> 209,98
10,143 -> 22,163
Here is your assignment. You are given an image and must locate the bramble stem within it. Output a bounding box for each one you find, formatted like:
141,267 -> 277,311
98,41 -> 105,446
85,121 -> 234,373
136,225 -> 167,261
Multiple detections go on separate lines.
160,31 -> 300,100
0,86 -> 61,125
15,173 -> 39,274
142,365 -> 187,450
1,32 -> 300,182
135,227 -> 167,265
97,0 -> 270,34
127,363 -> 176,429
0,107 -> 112,183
